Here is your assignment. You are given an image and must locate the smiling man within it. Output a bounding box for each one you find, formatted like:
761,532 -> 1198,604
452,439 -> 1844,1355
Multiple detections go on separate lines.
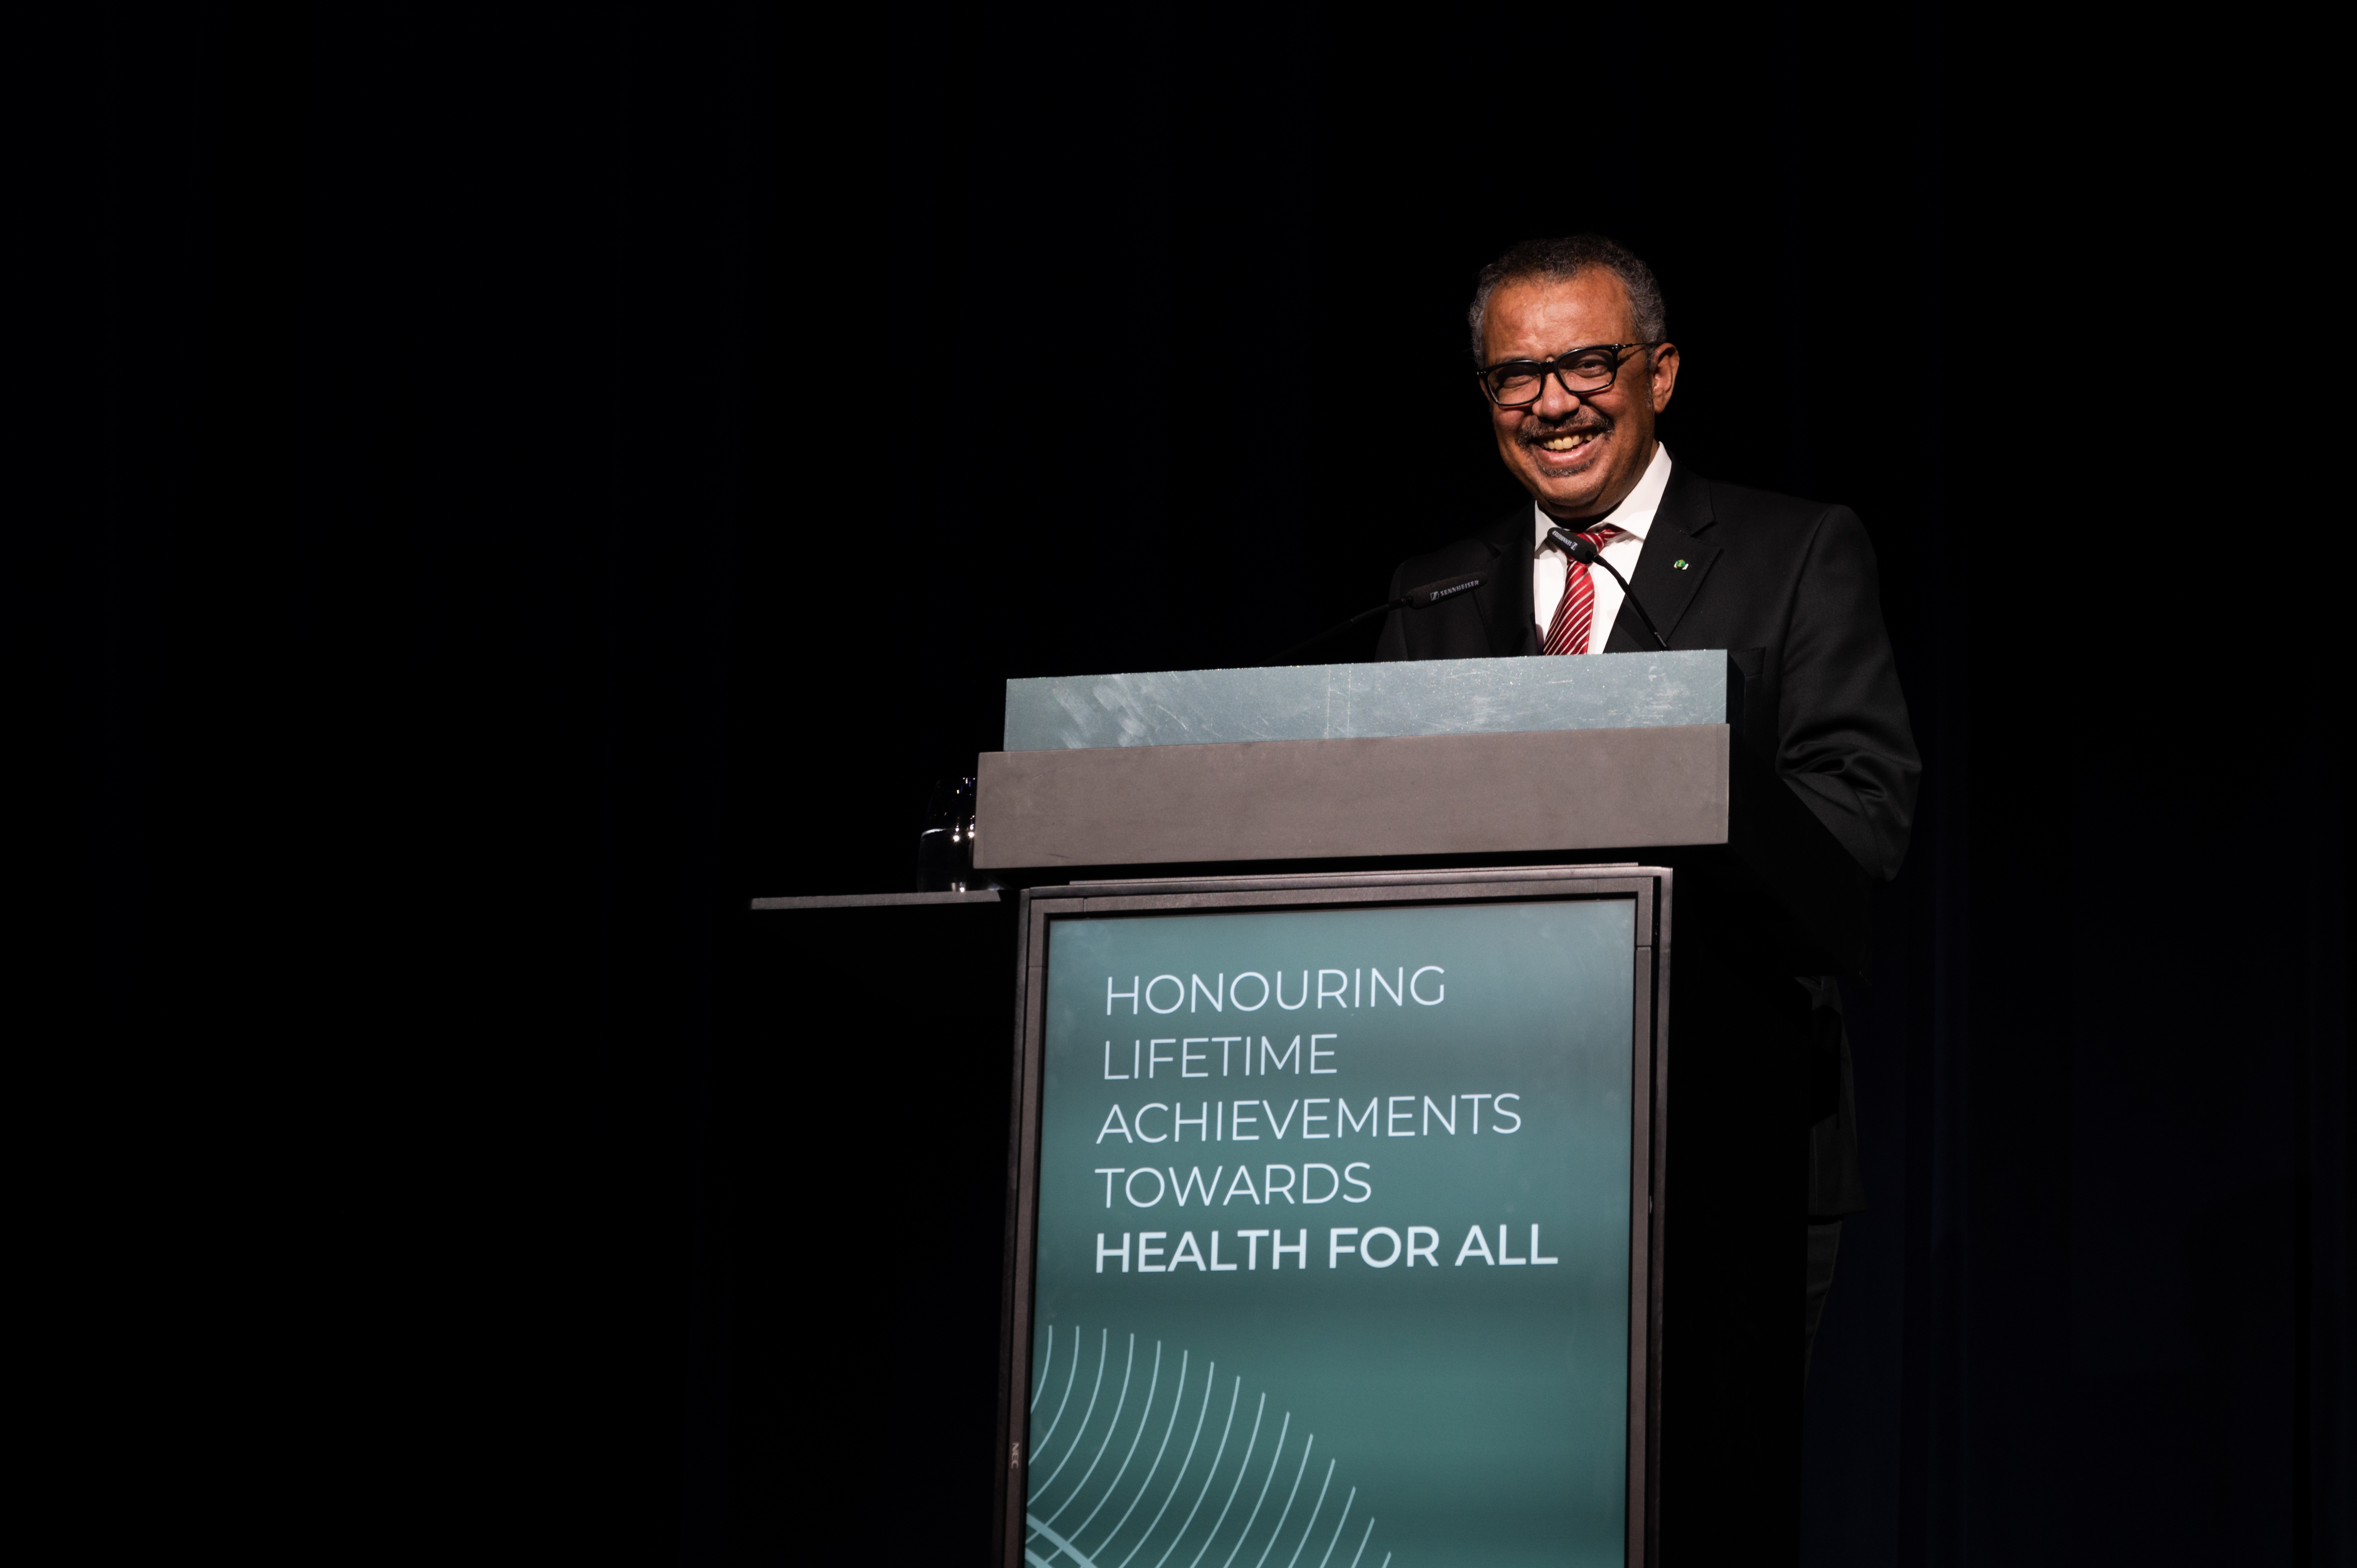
1378,234 -> 1917,884
1376,234 -> 1923,1381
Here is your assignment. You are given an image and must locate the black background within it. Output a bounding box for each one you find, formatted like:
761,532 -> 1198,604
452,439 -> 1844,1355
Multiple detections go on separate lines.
33,2 -> 2346,1563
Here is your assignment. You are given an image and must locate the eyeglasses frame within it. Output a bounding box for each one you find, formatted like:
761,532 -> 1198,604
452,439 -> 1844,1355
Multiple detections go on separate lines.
1473,342 -> 1663,409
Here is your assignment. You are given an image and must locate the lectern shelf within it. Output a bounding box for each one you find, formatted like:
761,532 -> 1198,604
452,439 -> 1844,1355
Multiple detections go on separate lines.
975,651 -> 1862,977
1001,648 -> 1738,751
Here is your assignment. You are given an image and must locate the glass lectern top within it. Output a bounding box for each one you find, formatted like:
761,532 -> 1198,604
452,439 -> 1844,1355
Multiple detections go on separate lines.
1004,650 -> 1731,751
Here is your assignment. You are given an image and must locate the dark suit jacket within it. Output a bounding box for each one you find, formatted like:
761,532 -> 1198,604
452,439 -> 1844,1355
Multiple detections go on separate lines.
1375,461 -> 1921,1217
1374,461 -> 1920,883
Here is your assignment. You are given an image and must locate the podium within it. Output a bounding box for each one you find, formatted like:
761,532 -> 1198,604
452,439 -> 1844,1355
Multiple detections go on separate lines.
744,653 -> 1866,1567
979,650 -> 1865,975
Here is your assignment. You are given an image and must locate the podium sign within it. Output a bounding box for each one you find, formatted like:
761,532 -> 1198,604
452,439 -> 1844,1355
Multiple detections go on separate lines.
1002,869 -> 1666,1568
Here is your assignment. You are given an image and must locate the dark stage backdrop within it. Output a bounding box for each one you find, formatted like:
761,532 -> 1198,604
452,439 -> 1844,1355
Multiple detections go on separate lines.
41,3 -> 2344,1564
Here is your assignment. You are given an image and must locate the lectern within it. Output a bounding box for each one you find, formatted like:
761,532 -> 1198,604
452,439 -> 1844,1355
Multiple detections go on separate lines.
744,652 -> 1865,1567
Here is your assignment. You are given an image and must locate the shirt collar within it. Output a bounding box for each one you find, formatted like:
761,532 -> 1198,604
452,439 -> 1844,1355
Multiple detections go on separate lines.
1532,441 -> 1674,554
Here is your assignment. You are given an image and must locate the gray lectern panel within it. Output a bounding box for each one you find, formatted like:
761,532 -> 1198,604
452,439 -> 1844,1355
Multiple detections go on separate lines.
975,724 -> 1731,869
1003,650 -> 1730,751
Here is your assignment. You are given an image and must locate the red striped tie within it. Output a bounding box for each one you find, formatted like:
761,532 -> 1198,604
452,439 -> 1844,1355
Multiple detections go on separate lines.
1542,525 -> 1623,656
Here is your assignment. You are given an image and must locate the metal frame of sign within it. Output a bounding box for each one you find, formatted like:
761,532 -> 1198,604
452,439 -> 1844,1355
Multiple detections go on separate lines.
995,864 -> 1672,1568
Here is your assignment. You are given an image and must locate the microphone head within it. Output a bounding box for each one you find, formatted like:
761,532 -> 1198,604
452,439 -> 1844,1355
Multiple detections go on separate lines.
1547,526 -> 1601,566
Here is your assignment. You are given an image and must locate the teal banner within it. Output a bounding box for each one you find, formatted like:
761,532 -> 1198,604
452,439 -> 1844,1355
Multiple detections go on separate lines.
1025,899 -> 1636,1568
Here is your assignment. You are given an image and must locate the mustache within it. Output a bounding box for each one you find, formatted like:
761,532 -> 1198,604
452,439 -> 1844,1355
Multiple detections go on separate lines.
1516,412 -> 1611,446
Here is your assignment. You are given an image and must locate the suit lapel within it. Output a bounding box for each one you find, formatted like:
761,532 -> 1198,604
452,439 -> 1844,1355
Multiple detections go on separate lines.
1611,463 -> 1718,650
1456,476 -> 1719,657
1469,507 -> 1537,656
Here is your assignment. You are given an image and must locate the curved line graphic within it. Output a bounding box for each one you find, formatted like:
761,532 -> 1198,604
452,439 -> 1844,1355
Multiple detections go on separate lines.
1213,1416 -> 1292,1568
1034,1329 -> 1084,1462
1116,1367 -> 1225,1568
1026,1336 -> 1389,1568
1248,1437 -> 1314,1568
1279,1459 -> 1333,1568
1027,1513 -> 1099,1567
1056,1339 -> 1155,1537
1034,1331 -> 1123,1515
1092,1351 -> 1188,1560
1190,1405 -> 1278,1568
1058,1341 -> 1160,1540
1311,1487 -> 1353,1568
1028,1518 -> 1098,1565
1155,1386 -> 1254,1568
1050,1331 -> 1110,1479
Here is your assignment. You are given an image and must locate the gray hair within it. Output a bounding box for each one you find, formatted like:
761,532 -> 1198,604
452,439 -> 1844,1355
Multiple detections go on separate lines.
1467,235 -> 1668,364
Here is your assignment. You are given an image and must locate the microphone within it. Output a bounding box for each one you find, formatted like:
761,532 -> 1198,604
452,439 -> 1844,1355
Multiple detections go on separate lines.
1277,571 -> 1485,661
1548,526 -> 1669,650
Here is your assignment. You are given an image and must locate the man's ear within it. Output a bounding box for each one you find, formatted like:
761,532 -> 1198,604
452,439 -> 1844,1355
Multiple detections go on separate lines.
1649,342 -> 1680,413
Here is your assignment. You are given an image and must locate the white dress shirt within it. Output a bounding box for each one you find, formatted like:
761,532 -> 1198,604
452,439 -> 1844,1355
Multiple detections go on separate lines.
1532,441 -> 1675,653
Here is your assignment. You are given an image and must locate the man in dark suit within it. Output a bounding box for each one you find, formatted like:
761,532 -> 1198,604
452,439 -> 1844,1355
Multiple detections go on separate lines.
1376,234 -> 1921,1375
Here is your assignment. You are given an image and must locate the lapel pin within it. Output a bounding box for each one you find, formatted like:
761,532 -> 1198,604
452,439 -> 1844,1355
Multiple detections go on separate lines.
1673,558 -> 1689,570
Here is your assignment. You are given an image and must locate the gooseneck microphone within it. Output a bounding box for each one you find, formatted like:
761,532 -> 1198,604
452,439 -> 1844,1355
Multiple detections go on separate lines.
1277,571 -> 1485,661
1548,526 -> 1670,650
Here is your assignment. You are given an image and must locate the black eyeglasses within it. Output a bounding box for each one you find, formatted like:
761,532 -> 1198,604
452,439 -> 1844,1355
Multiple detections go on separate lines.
1474,343 -> 1657,408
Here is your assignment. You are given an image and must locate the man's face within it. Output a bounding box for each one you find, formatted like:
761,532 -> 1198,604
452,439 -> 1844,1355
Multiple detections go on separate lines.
1480,270 -> 1680,520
